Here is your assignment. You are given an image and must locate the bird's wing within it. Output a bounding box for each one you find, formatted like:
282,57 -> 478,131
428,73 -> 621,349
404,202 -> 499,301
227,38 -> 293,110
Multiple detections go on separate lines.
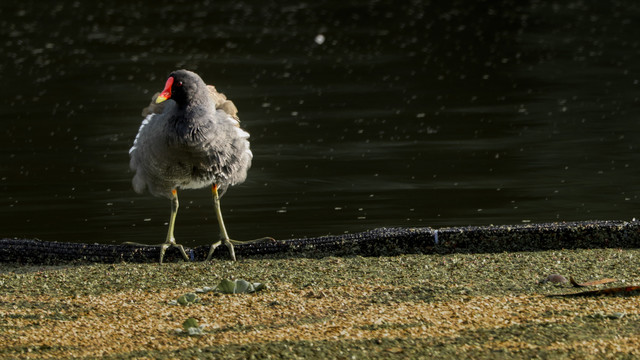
129,114 -> 153,158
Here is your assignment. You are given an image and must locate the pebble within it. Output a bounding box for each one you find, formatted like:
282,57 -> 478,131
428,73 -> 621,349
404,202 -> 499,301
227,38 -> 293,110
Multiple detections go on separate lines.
541,274 -> 568,284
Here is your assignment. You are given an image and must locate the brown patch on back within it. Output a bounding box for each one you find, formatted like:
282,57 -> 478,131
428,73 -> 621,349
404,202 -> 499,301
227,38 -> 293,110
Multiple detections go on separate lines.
141,85 -> 239,121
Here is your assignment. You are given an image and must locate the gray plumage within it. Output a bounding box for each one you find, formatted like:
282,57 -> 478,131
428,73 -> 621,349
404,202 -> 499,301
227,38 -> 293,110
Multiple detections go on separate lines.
129,69 -> 252,199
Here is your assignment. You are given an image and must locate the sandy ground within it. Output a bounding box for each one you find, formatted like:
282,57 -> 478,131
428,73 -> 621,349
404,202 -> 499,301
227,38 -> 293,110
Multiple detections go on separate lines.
1,249 -> 640,359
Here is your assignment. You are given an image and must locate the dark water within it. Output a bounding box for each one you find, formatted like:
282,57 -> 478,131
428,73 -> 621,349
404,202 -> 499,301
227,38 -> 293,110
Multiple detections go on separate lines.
2,1 -> 639,247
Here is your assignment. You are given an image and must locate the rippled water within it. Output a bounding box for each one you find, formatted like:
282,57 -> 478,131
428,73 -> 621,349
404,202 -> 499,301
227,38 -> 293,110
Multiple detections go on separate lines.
2,1 -> 639,247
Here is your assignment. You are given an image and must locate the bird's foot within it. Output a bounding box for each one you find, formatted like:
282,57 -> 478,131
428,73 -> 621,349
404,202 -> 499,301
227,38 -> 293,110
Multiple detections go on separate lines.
206,237 -> 276,261
227,237 -> 276,245
123,240 -> 190,264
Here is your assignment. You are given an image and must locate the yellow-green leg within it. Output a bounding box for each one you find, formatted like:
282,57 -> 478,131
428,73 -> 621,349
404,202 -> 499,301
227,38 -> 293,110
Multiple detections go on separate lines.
207,184 -> 237,261
125,189 -> 190,263
159,189 -> 190,263
206,184 -> 274,261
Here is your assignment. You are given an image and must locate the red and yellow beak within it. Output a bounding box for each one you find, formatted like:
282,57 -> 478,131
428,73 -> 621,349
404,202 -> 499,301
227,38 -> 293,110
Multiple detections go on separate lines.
155,76 -> 174,104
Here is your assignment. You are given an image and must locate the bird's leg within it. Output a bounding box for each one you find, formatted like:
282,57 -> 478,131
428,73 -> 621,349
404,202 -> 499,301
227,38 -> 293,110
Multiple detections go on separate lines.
124,189 -> 190,263
207,184 -> 236,261
206,184 -> 275,261
159,189 -> 190,263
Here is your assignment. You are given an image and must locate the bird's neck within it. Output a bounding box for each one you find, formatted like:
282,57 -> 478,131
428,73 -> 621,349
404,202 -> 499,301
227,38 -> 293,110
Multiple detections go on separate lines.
174,98 -> 213,124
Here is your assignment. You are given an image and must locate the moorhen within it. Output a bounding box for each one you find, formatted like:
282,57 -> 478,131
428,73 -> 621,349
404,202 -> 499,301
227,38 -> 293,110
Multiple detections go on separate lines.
128,69 -> 269,263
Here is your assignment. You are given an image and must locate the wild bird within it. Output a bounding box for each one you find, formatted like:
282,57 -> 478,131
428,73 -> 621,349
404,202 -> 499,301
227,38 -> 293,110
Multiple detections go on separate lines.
128,69 -> 271,263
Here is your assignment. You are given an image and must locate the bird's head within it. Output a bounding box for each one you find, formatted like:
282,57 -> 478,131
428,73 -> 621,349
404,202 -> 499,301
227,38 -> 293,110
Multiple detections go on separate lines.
155,69 -> 206,108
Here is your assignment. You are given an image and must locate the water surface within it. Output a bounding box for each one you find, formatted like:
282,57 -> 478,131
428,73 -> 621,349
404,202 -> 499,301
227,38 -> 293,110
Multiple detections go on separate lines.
1,1 -> 639,247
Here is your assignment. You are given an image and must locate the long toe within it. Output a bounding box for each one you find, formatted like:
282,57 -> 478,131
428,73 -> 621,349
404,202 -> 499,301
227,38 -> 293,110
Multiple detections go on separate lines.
160,244 -> 190,263
123,241 -> 190,263
227,236 -> 276,245
223,238 -> 237,261
206,239 -> 239,261
206,241 -> 222,261
159,243 -> 170,264
206,237 -> 275,261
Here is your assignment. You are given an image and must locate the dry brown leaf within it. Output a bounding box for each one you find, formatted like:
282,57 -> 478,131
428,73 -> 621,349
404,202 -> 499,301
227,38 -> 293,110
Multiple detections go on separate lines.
569,276 -> 617,288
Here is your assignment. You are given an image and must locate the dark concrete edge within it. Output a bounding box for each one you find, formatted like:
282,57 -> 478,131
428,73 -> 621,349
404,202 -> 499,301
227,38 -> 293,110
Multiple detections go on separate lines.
1,220 -> 639,264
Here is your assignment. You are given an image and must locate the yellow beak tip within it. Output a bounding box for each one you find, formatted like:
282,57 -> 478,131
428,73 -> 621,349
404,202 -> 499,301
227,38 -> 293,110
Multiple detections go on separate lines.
155,95 -> 168,104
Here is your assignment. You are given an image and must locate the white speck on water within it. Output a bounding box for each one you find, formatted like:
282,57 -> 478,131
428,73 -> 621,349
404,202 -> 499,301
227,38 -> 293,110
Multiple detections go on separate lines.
314,34 -> 325,45
334,207 -> 342,210
143,218 -> 151,222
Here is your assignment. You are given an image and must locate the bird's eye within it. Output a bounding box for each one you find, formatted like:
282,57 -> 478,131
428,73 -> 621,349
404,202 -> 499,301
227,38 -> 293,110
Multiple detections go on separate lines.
176,81 -> 183,87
